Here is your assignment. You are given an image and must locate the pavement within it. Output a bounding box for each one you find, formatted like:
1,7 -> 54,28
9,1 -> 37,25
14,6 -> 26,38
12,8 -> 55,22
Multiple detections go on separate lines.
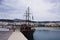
8,30 -> 28,40
0,31 -> 12,40
0,29 -> 28,40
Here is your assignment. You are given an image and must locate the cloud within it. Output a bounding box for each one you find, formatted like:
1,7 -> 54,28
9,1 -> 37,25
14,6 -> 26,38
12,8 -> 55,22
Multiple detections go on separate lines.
0,0 -> 60,21
0,0 -> 27,13
0,0 -> 27,19
44,0 -> 60,3
0,13 -> 10,19
45,0 -> 60,14
28,0 -> 60,21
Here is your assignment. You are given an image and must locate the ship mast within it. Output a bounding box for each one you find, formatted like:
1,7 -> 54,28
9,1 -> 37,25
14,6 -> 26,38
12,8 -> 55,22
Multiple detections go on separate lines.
25,7 -> 31,25
24,0 -> 34,25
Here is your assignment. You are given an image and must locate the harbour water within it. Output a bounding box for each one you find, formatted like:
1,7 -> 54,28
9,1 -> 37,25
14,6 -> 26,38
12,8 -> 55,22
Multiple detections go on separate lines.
33,27 -> 60,40
0,26 -> 60,40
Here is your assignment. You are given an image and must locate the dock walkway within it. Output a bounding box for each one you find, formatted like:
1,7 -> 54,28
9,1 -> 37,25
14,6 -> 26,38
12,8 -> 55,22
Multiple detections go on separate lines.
8,30 -> 28,40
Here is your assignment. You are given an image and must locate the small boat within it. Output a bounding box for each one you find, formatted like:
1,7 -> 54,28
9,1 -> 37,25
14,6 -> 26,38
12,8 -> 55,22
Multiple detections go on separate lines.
0,28 -> 9,31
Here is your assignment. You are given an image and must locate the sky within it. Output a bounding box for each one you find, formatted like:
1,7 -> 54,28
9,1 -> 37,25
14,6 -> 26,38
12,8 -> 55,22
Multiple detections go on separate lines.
0,0 -> 60,21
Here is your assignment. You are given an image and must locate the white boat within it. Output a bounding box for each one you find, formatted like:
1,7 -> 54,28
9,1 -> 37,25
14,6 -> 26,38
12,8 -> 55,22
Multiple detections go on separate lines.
0,28 -> 9,31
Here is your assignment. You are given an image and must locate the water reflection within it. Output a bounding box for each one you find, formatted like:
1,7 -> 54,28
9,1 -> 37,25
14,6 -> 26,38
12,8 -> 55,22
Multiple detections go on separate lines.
33,27 -> 60,40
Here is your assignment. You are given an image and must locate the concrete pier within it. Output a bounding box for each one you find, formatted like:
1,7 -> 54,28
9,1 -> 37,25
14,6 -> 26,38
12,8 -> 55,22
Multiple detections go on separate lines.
8,31 -> 28,40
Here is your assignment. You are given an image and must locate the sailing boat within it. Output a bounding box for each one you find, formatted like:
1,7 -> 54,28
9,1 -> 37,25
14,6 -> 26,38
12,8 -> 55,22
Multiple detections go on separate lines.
20,7 -> 35,40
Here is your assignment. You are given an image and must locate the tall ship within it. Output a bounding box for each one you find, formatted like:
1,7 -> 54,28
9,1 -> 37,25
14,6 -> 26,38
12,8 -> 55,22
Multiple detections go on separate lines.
20,7 -> 35,40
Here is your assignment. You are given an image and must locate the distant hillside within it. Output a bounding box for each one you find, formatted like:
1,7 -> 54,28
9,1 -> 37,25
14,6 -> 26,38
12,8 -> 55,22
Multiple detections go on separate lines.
0,19 -> 60,23
0,19 -> 14,22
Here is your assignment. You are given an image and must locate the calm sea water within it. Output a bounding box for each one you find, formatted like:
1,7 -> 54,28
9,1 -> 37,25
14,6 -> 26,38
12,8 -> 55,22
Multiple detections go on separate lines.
33,27 -> 60,40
